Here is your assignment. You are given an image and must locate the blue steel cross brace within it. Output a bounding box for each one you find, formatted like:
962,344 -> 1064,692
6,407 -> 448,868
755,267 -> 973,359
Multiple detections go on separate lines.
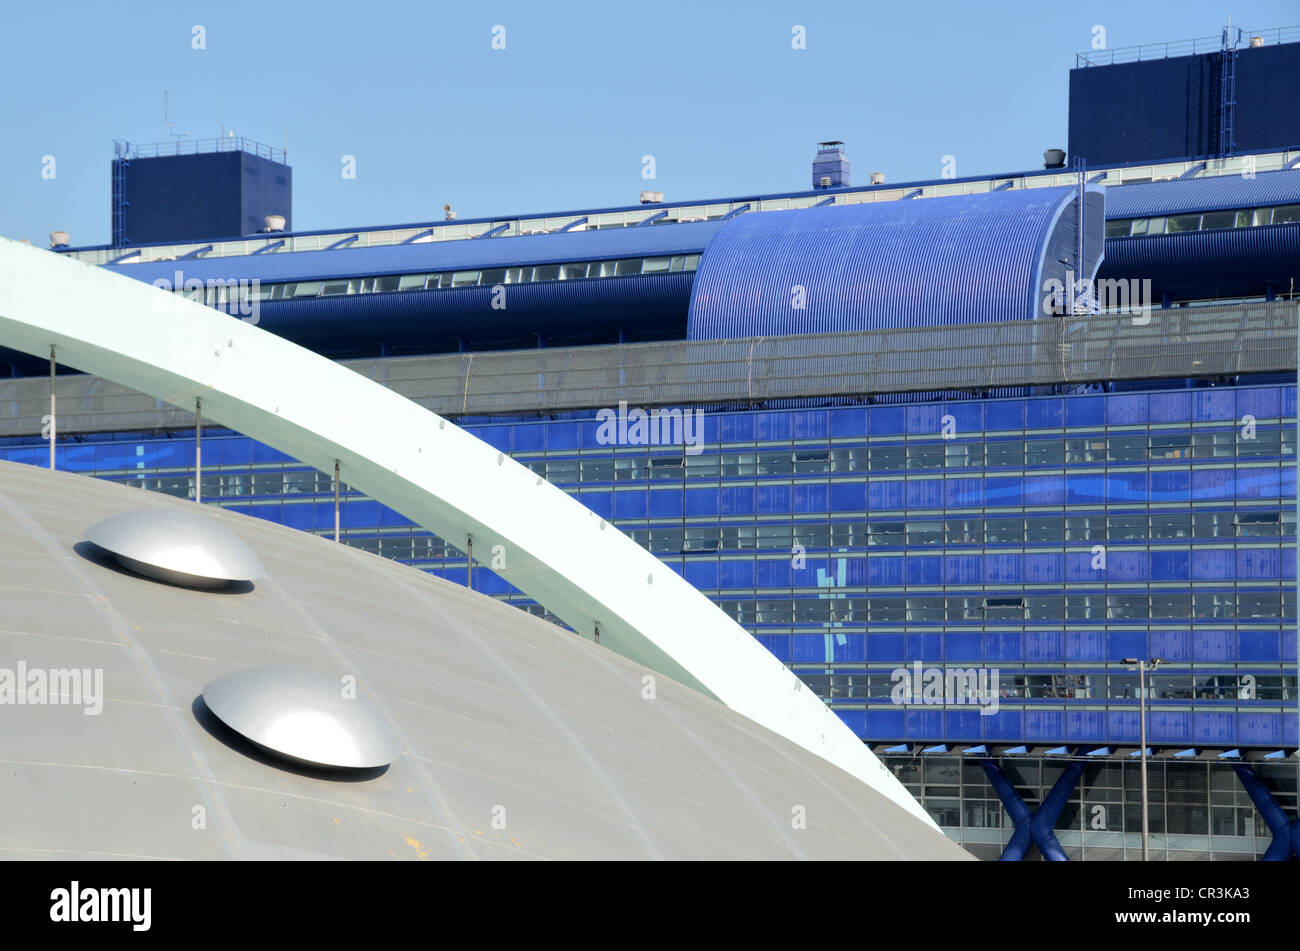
981,757 -> 1084,861
1232,765 -> 1299,860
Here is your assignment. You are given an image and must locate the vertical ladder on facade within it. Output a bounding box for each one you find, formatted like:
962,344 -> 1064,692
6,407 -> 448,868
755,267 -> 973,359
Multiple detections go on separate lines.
1218,26 -> 1240,157
111,140 -> 130,247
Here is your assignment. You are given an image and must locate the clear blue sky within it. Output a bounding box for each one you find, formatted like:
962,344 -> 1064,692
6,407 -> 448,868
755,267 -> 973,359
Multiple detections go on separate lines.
2,0 -> 1296,246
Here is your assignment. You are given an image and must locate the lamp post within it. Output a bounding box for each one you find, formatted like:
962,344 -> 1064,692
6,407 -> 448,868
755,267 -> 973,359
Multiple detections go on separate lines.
1122,657 -> 1165,860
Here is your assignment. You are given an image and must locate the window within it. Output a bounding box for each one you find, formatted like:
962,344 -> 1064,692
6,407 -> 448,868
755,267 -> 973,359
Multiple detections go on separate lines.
1192,512 -> 1233,538
374,275 -> 401,293
984,440 -> 1024,467
983,597 -> 1025,620
1149,433 -> 1191,459
1026,440 -> 1064,466
1149,512 -> 1190,539
1165,213 -> 1201,233
945,518 -> 982,545
1200,210 -> 1235,230
478,268 -> 507,286
561,263 -> 588,280
450,270 -> 481,287
1272,203 -> 1300,224
905,521 -> 943,546
532,264 -> 561,281
983,517 -> 1022,544
320,280 -> 350,296
1066,437 -> 1105,463
906,444 -> 944,469
1025,516 -> 1064,543
292,281 -> 322,298
641,256 -> 671,273
869,446 -> 906,471
1105,219 -> 1132,238
1107,513 -> 1146,540
613,259 -> 642,276
867,521 -> 904,546
397,274 -> 428,291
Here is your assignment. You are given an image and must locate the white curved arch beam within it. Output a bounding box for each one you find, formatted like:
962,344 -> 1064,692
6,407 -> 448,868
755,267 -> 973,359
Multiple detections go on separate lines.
0,237 -> 936,829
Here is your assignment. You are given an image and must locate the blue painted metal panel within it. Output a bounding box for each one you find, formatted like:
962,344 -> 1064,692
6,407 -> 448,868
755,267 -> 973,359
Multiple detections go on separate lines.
1106,168 -> 1300,217
686,186 -> 1104,339
1070,44 -> 1300,165
199,271 -> 696,352
1099,223 -> 1300,299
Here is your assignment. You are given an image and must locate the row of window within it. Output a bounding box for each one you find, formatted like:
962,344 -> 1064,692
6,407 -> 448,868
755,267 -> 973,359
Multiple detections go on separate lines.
719,591 -> 1295,622
330,514 -> 1294,563
517,435 -> 1295,483
627,511 -> 1296,553
186,254 -> 702,305
1105,203 -> 1300,238
798,671 -> 1296,701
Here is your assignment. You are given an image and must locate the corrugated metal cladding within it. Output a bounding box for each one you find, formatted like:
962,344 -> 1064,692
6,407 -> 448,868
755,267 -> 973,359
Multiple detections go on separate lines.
105,219 -> 722,285
686,186 -> 1103,339
237,271 -> 695,353
1100,223 -> 1300,300
1106,168 -> 1300,218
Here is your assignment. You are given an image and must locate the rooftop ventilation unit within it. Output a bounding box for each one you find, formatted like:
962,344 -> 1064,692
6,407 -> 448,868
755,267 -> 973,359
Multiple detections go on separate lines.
640,190 -> 664,203
812,140 -> 850,189
1250,35 -> 1264,47
201,664 -> 401,769
49,230 -> 69,248
1043,148 -> 1067,169
869,172 -> 885,185
85,508 -> 264,589
262,214 -> 286,232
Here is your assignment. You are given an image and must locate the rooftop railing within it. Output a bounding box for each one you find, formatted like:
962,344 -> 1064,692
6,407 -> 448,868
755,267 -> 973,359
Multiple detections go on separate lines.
3,301 -> 1294,437
1076,25 -> 1300,67
56,149 -> 1300,269
113,136 -> 287,163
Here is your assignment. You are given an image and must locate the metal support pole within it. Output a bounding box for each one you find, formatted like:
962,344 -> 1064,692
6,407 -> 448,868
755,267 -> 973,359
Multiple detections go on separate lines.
333,461 -> 340,543
466,536 -> 473,590
194,398 -> 202,504
47,347 -> 55,469
1124,655 -> 1162,861
1138,662 -> 1149,862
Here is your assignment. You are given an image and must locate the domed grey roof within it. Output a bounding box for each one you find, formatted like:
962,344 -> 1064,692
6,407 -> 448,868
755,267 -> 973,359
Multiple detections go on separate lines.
0,460 -> 969,860
202,664 -> 401,769
85,507 -> 264,588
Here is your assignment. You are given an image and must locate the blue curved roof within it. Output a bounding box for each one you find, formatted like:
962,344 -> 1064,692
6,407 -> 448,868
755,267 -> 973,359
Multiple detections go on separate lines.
106,220 -> 722,285
240,272 -> 694,354
1105,168 -> 1300,218
686,186 -> 1104,339
1099,223 -> 1300,300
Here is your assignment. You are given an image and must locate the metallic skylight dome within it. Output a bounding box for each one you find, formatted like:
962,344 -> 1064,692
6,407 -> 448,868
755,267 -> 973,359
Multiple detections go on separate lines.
85,507 -> 264,588
202,664 -> 401,769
